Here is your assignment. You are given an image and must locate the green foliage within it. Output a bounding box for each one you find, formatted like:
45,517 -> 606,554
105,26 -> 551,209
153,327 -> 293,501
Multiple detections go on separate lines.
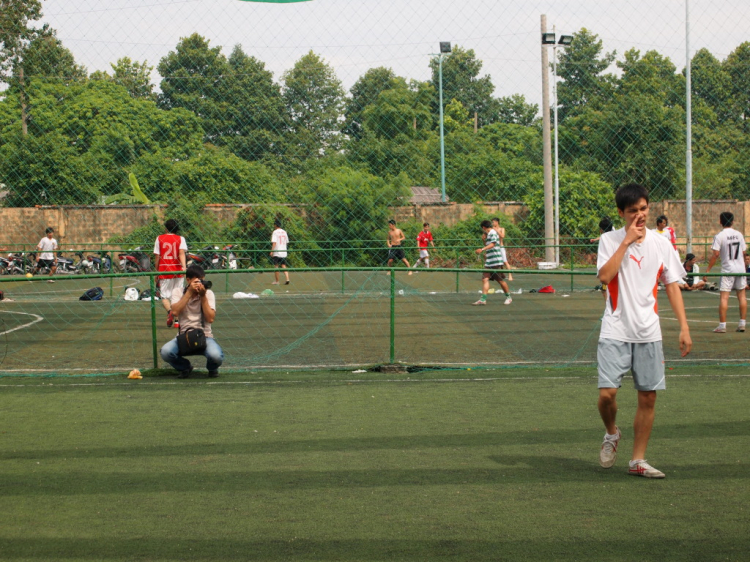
556,28 -> 617,122
723,41 -> 750,127
104,173 -> 152,205
429,45 -> 497,127
283,51 -> 345,155
0,0 -> 43,81
523,169 -> 615,241
343,67 -> 404,139
221,205 -> 320,267
302,166 -> 412,264
91,57 -> 155,100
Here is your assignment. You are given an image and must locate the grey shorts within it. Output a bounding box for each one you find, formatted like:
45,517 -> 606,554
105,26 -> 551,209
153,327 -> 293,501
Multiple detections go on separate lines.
720,275 -> 746,292
597,338 -> 666,391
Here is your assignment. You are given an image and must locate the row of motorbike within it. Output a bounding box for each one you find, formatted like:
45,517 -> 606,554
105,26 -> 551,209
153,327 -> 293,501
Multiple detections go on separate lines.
118,245 -> 239,273
0,245 -> 239,276
0,250 -> 112,275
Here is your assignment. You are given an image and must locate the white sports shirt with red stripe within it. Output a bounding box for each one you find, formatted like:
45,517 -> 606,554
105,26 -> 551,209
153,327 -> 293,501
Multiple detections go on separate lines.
154,233 -> 188,279
597,228 -> 685,343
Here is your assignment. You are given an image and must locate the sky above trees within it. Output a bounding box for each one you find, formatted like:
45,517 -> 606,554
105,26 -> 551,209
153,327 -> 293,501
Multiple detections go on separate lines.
37,0 -> 750,108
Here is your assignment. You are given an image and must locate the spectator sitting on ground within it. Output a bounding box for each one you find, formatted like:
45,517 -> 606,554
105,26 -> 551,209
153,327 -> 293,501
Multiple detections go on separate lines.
679,253 -> 706,291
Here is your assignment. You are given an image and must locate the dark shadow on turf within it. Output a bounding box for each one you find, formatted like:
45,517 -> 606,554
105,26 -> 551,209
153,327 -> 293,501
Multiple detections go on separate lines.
2,420 -> 747,461
2,456 -> 748,497
0,536 -> 747,561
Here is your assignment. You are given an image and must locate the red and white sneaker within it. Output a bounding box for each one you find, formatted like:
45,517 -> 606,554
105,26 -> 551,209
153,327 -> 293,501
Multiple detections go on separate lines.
628,460 -> 665,478
167,310 -> 174,328
174,320 -> 180,330
599,427 -> 621,468
713,325 -> 726,333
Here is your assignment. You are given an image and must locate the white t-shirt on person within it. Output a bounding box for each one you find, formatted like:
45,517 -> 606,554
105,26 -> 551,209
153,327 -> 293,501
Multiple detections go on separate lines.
170,286 -> 216,339
271,228 -> 288,258
37,237 -> 58,260
597,228 -> 685,343
711,228 -> 746,274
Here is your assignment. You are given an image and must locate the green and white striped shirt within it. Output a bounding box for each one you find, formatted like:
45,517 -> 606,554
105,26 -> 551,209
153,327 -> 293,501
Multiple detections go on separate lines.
484,230 -> 504,267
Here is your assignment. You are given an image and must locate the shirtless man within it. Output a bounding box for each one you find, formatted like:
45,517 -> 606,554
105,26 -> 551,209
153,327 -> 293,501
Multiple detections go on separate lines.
386,220 -> 412,274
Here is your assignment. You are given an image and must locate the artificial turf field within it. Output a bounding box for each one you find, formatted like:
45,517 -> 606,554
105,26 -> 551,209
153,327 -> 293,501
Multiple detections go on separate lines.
1,366 -> 748,561
0,269 -> 749,373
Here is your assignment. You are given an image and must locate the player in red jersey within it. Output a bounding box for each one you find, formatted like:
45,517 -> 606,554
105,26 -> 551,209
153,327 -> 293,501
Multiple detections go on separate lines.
153,219 -> 187,328
413,223 -> 435,268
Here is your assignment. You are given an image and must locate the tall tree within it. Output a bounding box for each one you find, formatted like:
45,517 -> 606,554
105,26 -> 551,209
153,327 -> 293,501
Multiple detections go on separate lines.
282,50 -> 344,155
0,0 -> 43,83
429,45 -> 496,127
105,57 -> 156,100
343,67 -> 403,139
724,41 -> 750,127
361,79 -> 433,140
690,48 -> 732,124
222,45 -> 288,161
491,94 -> 538,127
617,49 -> 683,107
158,33 -> 230,142
556,28 -> 616,122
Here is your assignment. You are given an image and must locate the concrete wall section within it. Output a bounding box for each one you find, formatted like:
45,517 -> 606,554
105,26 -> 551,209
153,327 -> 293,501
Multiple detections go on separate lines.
0,205 -> 163,247
0,201 -> 747,246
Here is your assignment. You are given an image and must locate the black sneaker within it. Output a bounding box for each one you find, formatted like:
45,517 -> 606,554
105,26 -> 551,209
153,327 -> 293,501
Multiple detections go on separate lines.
284,280 -> 290,285
208,371 -> 219,378
177,366 -> 193,379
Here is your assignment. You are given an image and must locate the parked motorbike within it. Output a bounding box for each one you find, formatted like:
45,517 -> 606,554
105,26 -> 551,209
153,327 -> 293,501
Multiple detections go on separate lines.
5,252 -> 34,275
83,251 -> 112,274
219,245 -> 238,270
55,251 -> 86,275
187,246 -> 221,270
118,247 -> 151,273
0,254 -> 13,275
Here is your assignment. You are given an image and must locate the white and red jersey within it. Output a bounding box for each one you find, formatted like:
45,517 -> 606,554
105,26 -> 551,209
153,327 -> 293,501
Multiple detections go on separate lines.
656,226 -> 677,250
154,233 -> 187,279
271,228 -> 288,257
597,228 -> 685,343
712,228 -> 747,273
417,231 -> 433,249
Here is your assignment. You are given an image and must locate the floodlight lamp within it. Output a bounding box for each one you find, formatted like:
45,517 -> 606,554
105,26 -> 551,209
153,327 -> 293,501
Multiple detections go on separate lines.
541,33 -> 556,45
558,35 -> 573,46
439,42 -> 451,53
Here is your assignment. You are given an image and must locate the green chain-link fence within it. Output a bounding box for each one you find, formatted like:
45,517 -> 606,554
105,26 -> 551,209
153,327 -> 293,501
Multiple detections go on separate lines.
1,1 -> 749,373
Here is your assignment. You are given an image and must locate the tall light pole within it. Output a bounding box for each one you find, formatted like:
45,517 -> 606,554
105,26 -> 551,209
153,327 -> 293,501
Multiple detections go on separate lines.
685,0 -> 693,253
553,32 -> 573,265
542,26 -> 572,266
433,42 -> 452,203
541,17 -> 554,264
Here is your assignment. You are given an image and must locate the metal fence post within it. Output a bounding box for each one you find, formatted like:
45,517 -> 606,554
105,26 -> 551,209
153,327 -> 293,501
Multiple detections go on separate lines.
390,270 -> 395,364
149,273 -> 158,369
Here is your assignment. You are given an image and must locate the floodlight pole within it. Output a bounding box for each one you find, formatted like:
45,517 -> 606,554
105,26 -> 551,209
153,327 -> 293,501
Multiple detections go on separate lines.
541,15 -> 554,264
438,53 -> 447,203
685,0 -> 693,253
553,27 -> 560,266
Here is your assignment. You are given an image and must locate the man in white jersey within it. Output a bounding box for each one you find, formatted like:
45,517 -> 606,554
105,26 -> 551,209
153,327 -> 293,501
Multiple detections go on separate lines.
703,211 -> 747,333
596,184 -> 691,479
32,227 -> 58,282
270,220 -> 290,285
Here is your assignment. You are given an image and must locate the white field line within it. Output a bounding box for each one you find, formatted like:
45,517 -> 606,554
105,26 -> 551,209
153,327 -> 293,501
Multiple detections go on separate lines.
0,311 -> 44,335
1,372 -> 749,388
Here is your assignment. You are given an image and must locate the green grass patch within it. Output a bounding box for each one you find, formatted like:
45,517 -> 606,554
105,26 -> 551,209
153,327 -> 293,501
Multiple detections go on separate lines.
1,366 -> 748,560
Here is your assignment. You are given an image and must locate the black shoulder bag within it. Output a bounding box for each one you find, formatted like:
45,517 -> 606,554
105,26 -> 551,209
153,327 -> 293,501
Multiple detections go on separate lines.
176,300 -> 207,356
